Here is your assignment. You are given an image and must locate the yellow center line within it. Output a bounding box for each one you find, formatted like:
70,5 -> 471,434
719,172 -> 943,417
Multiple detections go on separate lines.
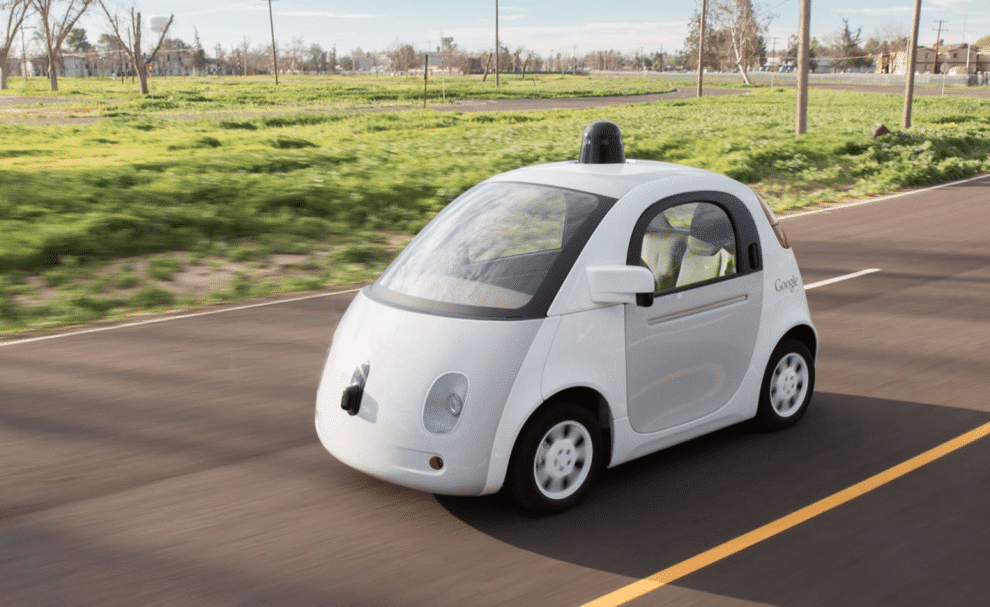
582,419 -> 990,607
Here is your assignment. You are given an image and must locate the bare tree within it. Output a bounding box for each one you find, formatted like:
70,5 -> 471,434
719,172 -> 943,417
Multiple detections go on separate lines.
213,41 -> 226,73
480,50 -> 493,81
31,0 -> 94,90
873,21 -> 909,52
97,1 -> 172,95
306,43 -> 326,74
684,9 -> 723,71
286,35 -> 305,73
521,49 -> 537,77
1,0 -> 31,89
388,42 -> 417,74
785,34 -> 819,71
235,39 -> 270,76
191,27 -> 206,75
709,0 -> 767,84
439,37 -> 468,75
97,32 -> 123,76
239,37 -> 250,75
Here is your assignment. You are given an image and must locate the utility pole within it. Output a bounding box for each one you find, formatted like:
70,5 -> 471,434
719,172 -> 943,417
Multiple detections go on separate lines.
21,26 -> 30,81
902,0 -> 922,128
440,33 -> 446,102
932,20 -> 947,74
770,36 -> 777,87
265,0 -> 279,84
494,0 -> 499,87
963,16 -> 971,74
697,0 -> 707,97
795,0 -> 811,134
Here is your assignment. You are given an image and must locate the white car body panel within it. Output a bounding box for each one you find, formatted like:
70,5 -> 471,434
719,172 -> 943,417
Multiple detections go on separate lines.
315,290 -> 544,495
316,154 -> 818,500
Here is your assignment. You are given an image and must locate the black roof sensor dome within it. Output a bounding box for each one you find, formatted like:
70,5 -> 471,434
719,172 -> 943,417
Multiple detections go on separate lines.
579,121 -> 626,164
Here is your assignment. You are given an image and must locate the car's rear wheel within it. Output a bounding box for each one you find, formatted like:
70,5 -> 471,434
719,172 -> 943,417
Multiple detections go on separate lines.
755,337 -> 815,430
507,403 -> 603,515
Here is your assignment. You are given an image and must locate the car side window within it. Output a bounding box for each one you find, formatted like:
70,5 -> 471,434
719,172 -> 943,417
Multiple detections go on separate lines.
639,202 -> 736,292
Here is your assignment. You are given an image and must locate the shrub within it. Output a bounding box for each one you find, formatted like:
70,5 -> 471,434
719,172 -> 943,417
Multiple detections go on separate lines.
219,120 -> 259,130
270,136 -> 318,149
148,256 -> 184,281
131,285 -> 175,308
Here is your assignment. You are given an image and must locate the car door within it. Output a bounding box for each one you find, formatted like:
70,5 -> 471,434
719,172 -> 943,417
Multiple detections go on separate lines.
624,192 -> 763,434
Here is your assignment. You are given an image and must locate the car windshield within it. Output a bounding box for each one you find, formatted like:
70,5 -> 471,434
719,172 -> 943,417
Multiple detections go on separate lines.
372,181 -> 606,317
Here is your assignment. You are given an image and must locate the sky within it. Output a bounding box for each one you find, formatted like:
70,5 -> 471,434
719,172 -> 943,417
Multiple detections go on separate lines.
72,1 -> 990,59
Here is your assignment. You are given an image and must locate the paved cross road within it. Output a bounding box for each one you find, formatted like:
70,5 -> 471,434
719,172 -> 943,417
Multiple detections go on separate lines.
2,175 -> 989,606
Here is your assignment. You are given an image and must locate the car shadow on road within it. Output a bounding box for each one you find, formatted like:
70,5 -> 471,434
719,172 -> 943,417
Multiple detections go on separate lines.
435,392 -> 990,580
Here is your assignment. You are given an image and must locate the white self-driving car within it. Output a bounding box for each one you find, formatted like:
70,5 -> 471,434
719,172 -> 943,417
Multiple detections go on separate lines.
316,122 -> 817,514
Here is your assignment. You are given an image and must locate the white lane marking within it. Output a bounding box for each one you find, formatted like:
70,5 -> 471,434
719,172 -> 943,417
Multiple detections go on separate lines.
0,288 -> 361,348
780,173 -> 990,221
0,270 -> 886,348
805,268 -> 880,290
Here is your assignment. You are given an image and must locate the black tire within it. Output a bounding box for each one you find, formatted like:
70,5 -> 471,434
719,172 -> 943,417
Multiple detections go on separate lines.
754,337 -> 815,431
507,403 -> 604,515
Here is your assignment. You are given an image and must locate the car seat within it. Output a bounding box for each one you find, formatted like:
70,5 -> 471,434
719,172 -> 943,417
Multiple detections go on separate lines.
675,204 -> 736,287
641,214 -> 687,290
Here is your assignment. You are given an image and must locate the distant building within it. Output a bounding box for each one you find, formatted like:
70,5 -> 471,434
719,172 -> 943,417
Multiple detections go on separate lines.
61,54 -> 90,77
152,48 -> 194,76
937,44 -> 987,74
879,46 -> 936,74
880,45 -> 989,75
11,50 -> 188,79
354,55 -> 390,73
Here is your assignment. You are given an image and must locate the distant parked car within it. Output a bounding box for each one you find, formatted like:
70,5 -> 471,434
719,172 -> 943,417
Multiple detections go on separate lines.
315,122 -> 818,514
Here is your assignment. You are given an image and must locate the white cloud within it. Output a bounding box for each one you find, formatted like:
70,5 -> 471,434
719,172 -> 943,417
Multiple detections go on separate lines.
176,4 -> 266,18
438,21 -> 689,55
499,4 -> 529,22
280,12 -> 381,19
927,0 -> 988,9
831,7 -> 914,17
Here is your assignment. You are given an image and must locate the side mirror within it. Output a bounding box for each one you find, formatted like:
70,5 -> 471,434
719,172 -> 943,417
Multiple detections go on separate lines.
586,265 -> 656,306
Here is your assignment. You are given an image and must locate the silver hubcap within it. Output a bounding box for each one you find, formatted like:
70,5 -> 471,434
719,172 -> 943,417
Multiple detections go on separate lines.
534,421 -> 592,500
769,352 -> 809,418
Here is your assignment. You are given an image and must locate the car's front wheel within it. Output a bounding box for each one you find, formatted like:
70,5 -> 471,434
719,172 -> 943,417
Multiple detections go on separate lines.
755,337 -> 815,430
507,403 -> 603,515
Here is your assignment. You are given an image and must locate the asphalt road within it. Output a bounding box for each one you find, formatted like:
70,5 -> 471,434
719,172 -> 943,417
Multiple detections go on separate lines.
2,175 -> 990,607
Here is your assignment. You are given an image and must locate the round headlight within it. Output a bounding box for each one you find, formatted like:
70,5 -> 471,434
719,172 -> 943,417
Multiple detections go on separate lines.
423,373 -> 468,434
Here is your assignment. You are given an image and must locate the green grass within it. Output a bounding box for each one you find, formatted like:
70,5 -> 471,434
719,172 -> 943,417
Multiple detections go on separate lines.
147,256 -> 185,281
1,76 -> 989,336
0,73 -> 681,113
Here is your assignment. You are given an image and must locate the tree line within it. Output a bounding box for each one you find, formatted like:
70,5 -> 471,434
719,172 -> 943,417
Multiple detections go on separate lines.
3,0 -> 989,94
684,0 -> 989,78
1,0 -> 177,92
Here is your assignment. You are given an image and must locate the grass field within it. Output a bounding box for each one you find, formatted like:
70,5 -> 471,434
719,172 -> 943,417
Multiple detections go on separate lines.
1,74 -> 989,335
0,72 -> 684,112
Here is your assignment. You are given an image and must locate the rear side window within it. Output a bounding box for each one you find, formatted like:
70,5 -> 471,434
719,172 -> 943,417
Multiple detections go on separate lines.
640,202 -> 737,291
